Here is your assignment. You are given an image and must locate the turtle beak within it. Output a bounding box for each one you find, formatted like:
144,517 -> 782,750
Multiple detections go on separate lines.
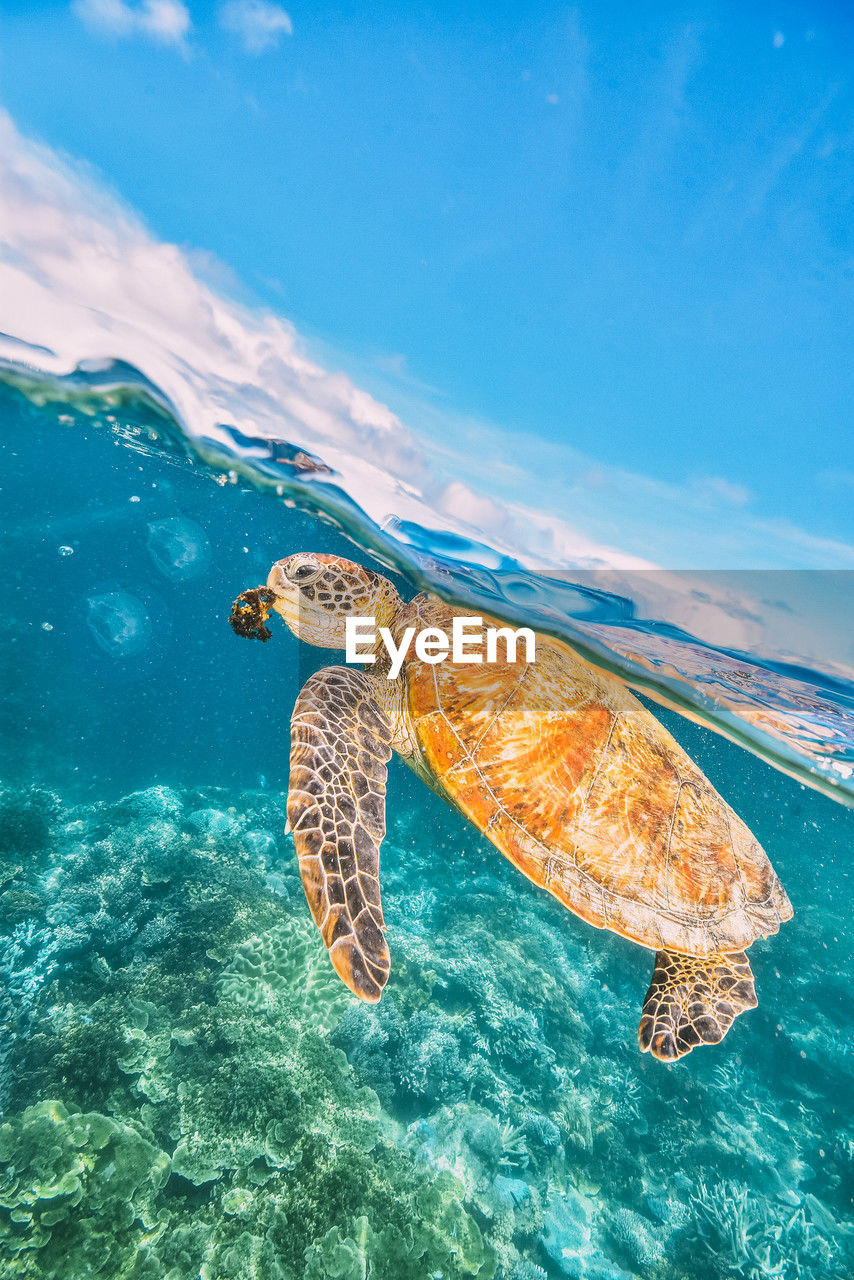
265,563 -> 305,633
266,561 -> 295,599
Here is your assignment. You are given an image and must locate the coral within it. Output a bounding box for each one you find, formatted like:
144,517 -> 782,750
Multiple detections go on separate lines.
221,1186 -> 255,1217
197,1228 -> 285,1280
512,1264 -> 548,1280
555,1085 -> 594,1155
184,807 -> 243,847
0,890 -> 44,924
496,1121 -> 530,1169
0,784 -> 504,1279
401,1098 -> 545,1272
302,1192 -> 494,1280
461,1112 -> 509,1167
397,1010 -> 470,1103
539,1187 -> 593,1270
331,997 -> 478,1111
13,997 -> 130,1114
537,1188 -> 641,1280
3,963 -> 495,1279
689,1178 -> 853,1280
217,914 -> 356,1034
645,1194 -> 691,1230
604,1206 -> 664,1269
304,1221 -> 369,1280
413,1171 -> 496,1277
0,1100 -> 169,1277
492,1175 -> 531,1210
601,1064 -> 646,1130
481,996 -> 555,1072
114,785 -> 184,825
523,1112 -> 562,1151
115,993 -> 385,1186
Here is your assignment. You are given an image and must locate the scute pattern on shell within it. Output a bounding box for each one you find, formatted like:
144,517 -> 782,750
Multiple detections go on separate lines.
403,596 -> 793,957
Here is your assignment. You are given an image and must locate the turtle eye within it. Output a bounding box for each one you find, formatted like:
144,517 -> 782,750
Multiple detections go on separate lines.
286,557 -> 322,585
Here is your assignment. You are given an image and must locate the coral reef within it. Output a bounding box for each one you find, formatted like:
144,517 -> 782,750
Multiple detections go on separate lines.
0,780 -> 851,1280
689,1178 -> 853,1279
0,786 -> 498,1278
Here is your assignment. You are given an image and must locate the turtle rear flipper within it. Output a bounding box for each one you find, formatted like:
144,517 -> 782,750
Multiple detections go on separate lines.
638,950 -> 758,1062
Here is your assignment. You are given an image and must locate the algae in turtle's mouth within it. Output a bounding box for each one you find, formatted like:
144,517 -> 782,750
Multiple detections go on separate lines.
229,587 -> 277,642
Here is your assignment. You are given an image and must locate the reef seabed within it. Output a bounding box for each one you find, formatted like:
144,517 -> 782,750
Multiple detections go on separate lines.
0,781 -> 851,1280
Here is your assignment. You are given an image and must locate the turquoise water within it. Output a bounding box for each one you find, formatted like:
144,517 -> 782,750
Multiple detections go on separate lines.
1,367 -> 853,1280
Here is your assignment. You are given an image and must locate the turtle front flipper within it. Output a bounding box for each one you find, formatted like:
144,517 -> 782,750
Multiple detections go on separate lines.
288,666 -> 393,1002
638,950 -> 758,1062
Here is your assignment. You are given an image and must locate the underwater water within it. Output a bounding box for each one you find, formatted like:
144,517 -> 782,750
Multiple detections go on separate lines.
1,362 -> 853,1280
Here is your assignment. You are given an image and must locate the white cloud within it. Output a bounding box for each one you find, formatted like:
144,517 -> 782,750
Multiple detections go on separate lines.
219,0 -> 292,54
72,0 -> 191,47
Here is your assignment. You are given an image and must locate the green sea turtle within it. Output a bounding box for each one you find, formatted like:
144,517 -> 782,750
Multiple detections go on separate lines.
230,553 -> 792,1061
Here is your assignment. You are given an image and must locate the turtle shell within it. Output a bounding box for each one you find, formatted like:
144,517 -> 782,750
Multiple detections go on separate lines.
401,596 -> 792,957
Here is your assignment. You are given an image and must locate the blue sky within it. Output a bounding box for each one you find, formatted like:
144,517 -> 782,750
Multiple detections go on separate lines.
0,0 -> 852,552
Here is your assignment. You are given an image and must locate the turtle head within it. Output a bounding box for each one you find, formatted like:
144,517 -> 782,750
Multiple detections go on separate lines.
245,552 -> 402,649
